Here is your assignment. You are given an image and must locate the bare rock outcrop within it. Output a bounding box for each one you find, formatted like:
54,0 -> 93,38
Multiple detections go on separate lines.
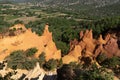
63,29 -> 120,64
0,24 -> 61,61
24,62 -> 45,80
62,45 -> 82,64
104,37 -> 120,57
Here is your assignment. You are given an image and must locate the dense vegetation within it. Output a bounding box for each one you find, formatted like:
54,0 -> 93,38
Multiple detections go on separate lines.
6,50 -> 38,70
6,49 -> 62,71
57,64 -> 114,80
0,16 -> 10,32
26,16 -> 120,55
3,0 -> 120,19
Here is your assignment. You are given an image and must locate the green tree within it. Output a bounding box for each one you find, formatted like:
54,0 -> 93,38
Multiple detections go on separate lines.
14,20 -> 23,24
43,59 -> 57,71
25,47 -> 38,57
6,50 -> 37,70
57,64 -> 76,80
101,56 -> 120,68
96,53 -> 107,64
38,52 -> 46,67
56,41 -> 69,56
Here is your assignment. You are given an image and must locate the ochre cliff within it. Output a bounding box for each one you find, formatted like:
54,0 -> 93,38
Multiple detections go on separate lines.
63,29 -> 120,64
0,24 -> 61,61
0,24 -> 119,64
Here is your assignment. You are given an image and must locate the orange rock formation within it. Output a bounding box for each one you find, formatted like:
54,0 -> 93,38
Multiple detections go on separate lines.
63,29 -> 120,64
0,24 -> 61,61
0,24 -> 119,64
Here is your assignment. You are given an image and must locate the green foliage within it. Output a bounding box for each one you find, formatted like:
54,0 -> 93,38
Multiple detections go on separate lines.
41,0 -> 120,19
25,16 -> 120,56
57,58 -> 63,68
0,19 -> 10,33
26,17 -> 80,55
37,14 -> 41,18
61,28 -> 79,43
38,52 -> 46,67
21,59 -> 37,70
96,53 -> 107,64
0,74 -> 2,80
76,68 -> 114,80
14,20 -> 23,24
6,50 -> 37,70
25,47 -> 38,57
38,52 -> 63,70
26,10 -> 35,17
56,41 -> 69,56
57,64 -> 75,80
8,28 -> 16,36
0,16 -> 4,21
65,63 -> 114,80
69,62 -> 77,69
81,64 -> 114,80
101,56 -> 120,68
58,63 -> 114,80
43,59 -> 57,71
6,49 -> 62,71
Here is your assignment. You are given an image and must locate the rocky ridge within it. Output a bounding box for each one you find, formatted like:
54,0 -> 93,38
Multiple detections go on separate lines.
0,24 -> 120,80
63,29 -> 120,64
0,24 -> 61,61
0,24 -> 119,64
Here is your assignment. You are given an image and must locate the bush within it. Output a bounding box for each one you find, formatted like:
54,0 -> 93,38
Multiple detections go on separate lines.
25,47 -> 38,57
14,20 -> 23,24
56,41 -> 69,56
57,63 -> 114,80
57,58 -> 63,68
43,59 -> 57,71
6,50 -> 37,70
75,64 -> 114,80
57,64 -> 76,80
37,14 -> 41,18
96,53 -> 107,64
101,56 -> 120,68
38,52 -> 46,67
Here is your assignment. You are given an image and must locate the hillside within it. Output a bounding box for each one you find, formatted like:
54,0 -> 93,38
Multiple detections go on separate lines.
0,0 -> 120,19
0,0 -> 120,79
63,29 -> 120,64
0,24 -> 61,61
0,24 -> 120,80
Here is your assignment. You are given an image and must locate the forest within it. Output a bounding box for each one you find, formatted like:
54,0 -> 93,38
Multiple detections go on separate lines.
0,1 -> 120,80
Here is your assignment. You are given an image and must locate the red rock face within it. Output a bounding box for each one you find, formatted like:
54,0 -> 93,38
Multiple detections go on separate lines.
63,29 -> 120,64
69,39 -> 79,51
104,37 -> 120,57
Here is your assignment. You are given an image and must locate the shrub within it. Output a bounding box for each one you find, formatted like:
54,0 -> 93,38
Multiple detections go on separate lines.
6,50 -> 37,70
75,64 -> 114,80
14,20 -> 23,24
43,59 -> 57,71
101,56 -> 120,68
69,62 -> 77,69
57,64 -> 76,80
38,52 -> 46,67
37,14 -> 41,18
96,53 -> 107,64
57,58 -> 63,68
25,47 -> 38,57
